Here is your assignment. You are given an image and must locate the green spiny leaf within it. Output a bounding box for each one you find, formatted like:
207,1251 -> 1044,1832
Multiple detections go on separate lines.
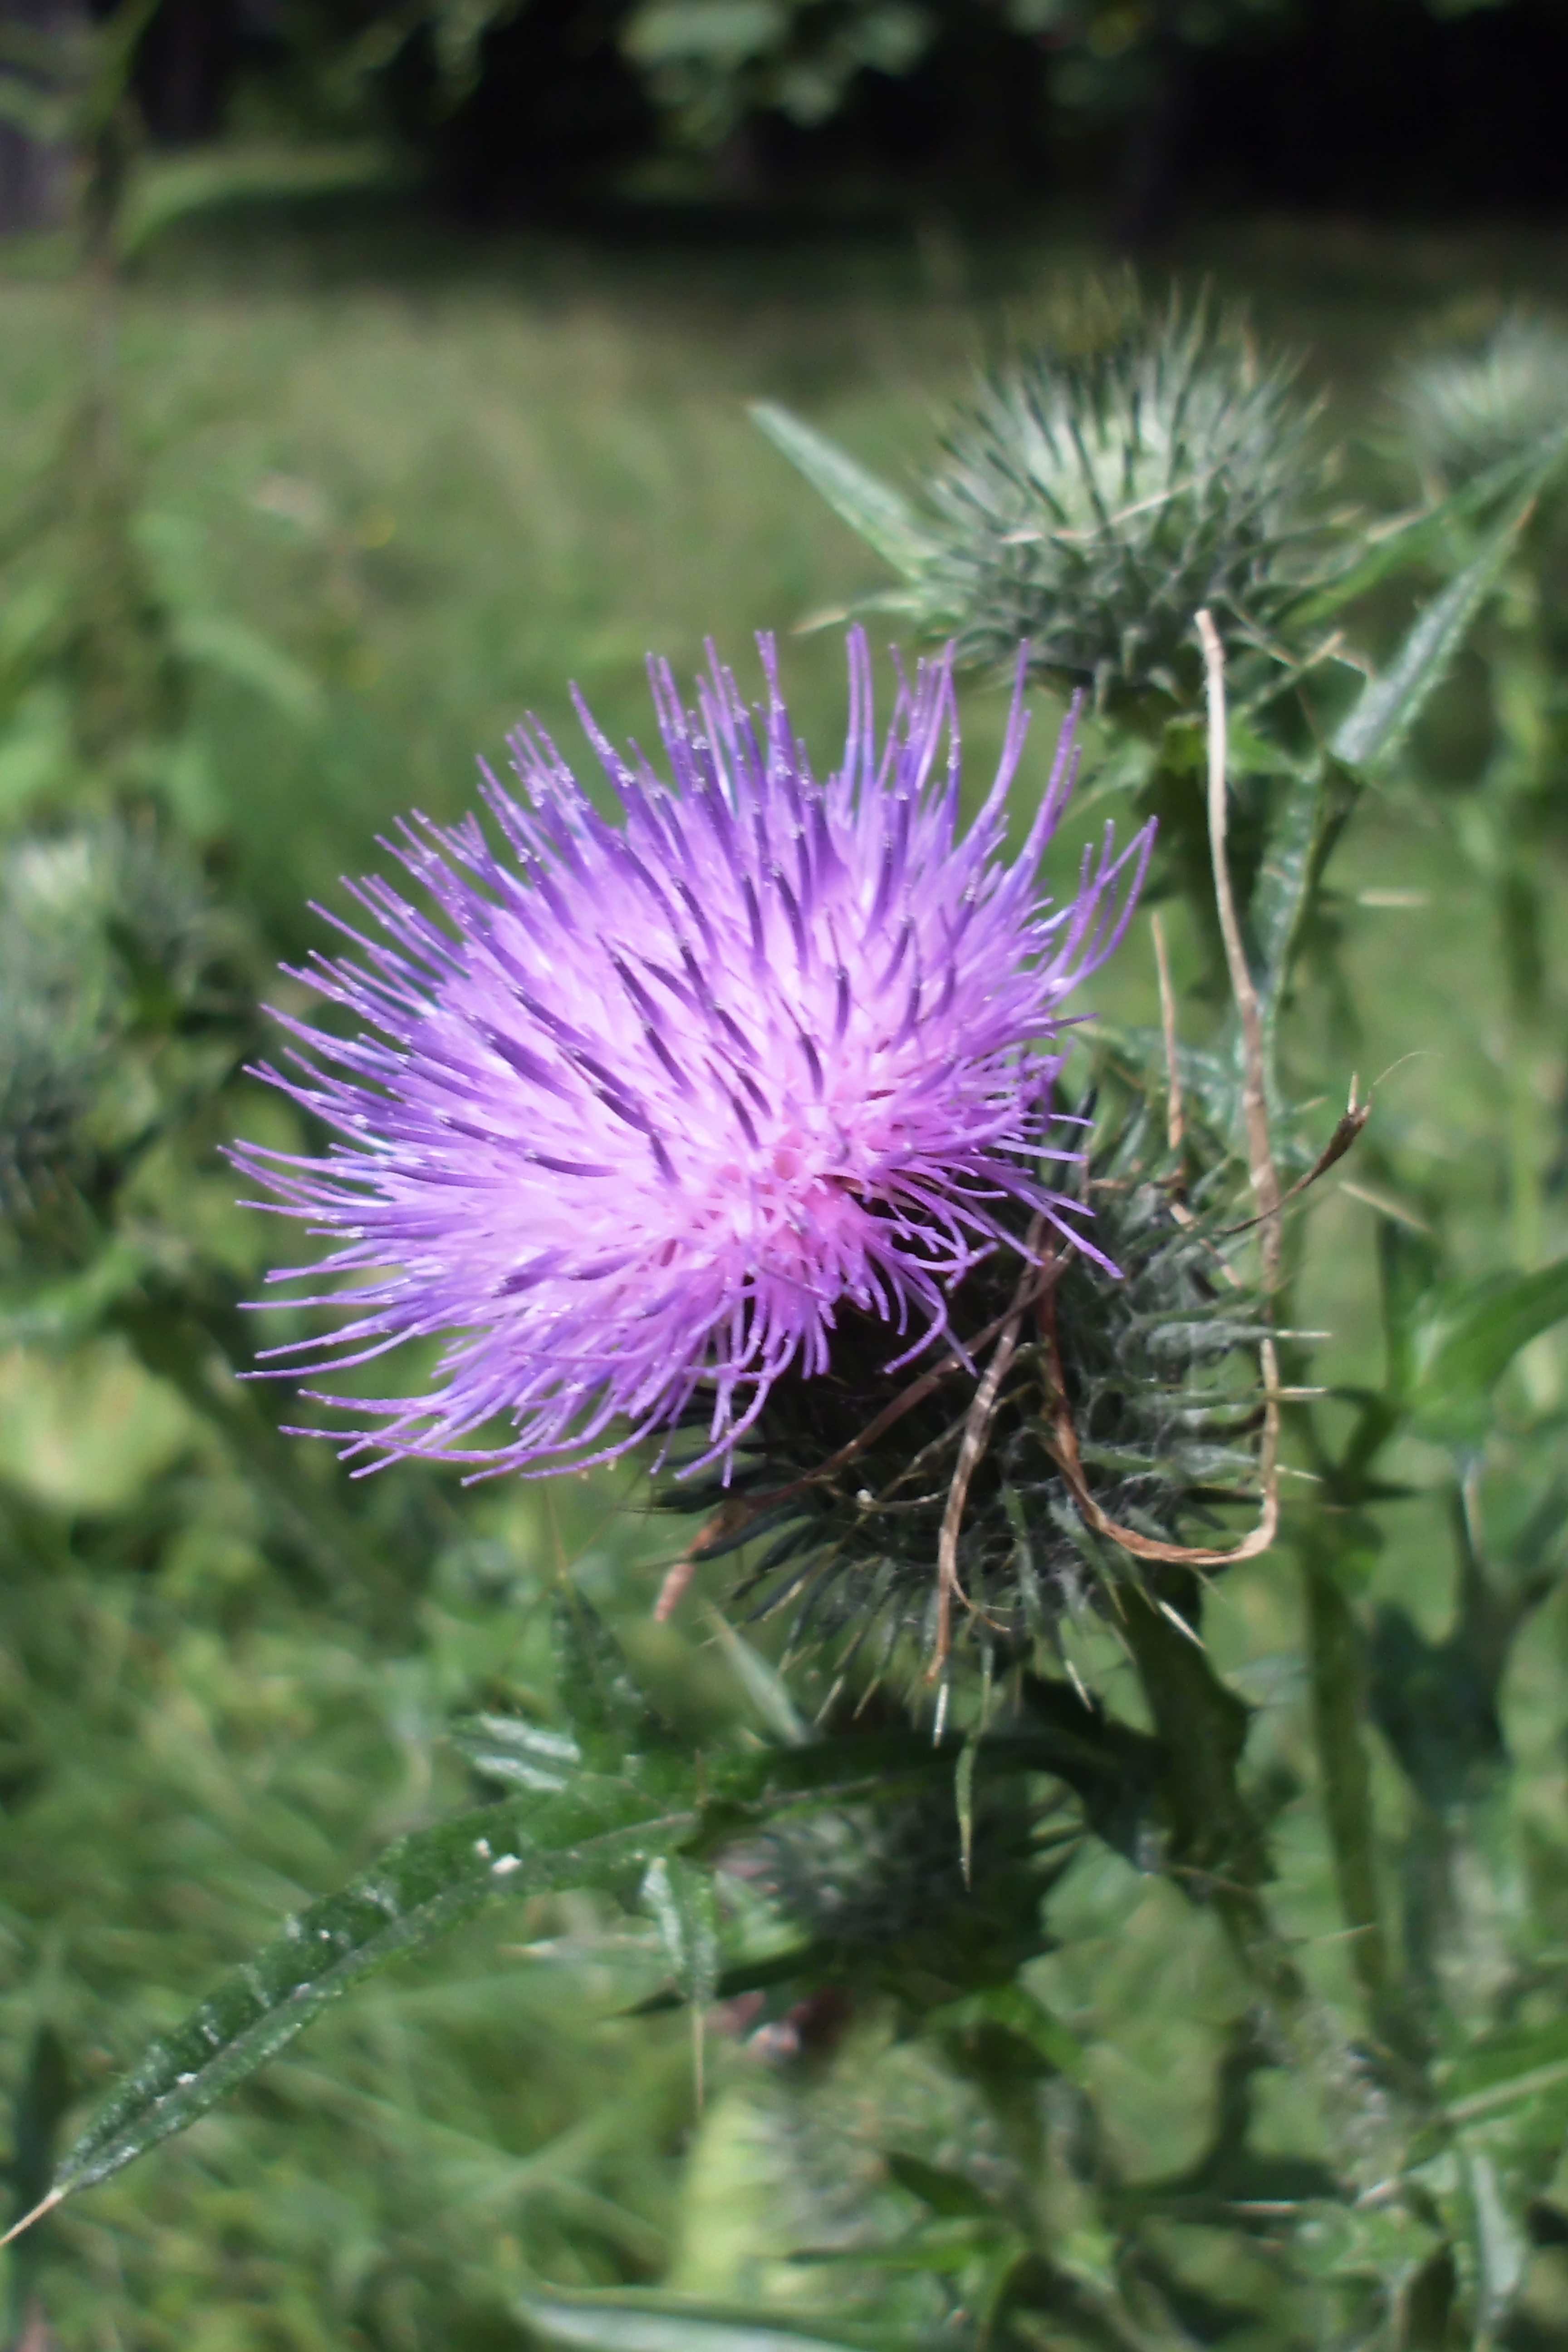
702,1607 -> 809,1746
447,1712 -> 583,1794
553,1586 -> 672,1769
1251,754 -> 1362,1035
1290,423 -> 1568,630
1330,472 -> 1554,774
639,1854 -> 720,2014
41,1776 -> 686,2211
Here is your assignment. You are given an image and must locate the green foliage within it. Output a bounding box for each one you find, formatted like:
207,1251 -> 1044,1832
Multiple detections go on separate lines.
0,817 -> 252,1235
622,0 -> 933,149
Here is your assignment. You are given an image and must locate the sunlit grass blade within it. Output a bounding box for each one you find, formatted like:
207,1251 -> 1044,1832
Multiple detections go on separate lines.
516,2280 -> 920,2352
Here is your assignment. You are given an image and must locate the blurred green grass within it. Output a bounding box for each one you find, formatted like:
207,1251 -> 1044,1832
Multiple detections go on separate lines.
4,194 -> 1568,2347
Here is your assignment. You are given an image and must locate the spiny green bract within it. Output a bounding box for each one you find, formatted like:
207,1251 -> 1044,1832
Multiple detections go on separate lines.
747,1755 -> 1064,2002
915,296 -> 1325,706
668,1107 -> 1266,1683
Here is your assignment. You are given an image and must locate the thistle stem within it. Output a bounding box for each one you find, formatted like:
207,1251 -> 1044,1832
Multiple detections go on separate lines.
1300,1546 -> 1393,2021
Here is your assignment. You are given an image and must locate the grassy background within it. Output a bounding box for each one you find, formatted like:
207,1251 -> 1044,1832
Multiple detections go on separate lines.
4,193 -> 1568,2348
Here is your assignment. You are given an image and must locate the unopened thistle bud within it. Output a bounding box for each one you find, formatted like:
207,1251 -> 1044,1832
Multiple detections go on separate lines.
1392,312 -> 1568,489
757,293 -> 1327,711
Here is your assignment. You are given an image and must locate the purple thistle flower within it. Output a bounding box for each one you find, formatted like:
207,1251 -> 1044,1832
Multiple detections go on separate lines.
233,631 -> 1153,1480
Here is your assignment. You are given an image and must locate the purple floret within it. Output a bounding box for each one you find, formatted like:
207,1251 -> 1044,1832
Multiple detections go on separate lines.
232,630 -> 1153,1479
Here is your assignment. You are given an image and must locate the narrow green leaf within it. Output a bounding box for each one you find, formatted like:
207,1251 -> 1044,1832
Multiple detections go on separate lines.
702,1607 -> 809,1745
118,142 -> 399,263
1411,1257 -> 1568,1443
1399,2245 -> 1459,2352
448,1712 -> 583,1794
553,1587 -> 672,1769
883,2150 -> 1000,2221
628,1940 -> 832,2017
703,1728 -> 948,1813
1302,1549 -> 1389,2013
639,1855 -> 720,2013
49,1778 -> 686,2206
516,2282 -> 909,2352
925,1982 -> 1086,2076
1379,1220 -> 1446,1405
749,402 -> 939,583
1461,2147 -> 1529,2342
790,2230 -> 1000,2277
1249,753 -> 1363,1037
170,612 -> 326,728
1290,424 -> 1568,630
75,0 -> 164,141
1443,2017 -> 1568,2121
0,78 -> 70,140
1330,481 -> 1547,775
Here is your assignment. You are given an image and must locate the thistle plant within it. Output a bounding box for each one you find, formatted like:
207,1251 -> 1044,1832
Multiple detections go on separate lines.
16,267 -> 1568,2352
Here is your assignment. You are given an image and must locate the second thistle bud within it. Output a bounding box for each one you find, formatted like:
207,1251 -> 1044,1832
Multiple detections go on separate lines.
757,289 -> 1330,713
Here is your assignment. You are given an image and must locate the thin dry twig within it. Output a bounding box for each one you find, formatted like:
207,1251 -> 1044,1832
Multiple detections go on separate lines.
1036,1250 -> 1279,1568
1034,614 -> 1283,1574
1220,1077 -> 1369,1238
654,1270 -> 1064,1620
1151,909 -> 1185,1160
929,1217 -> 1048,1680
1196,610 -> 1282,1295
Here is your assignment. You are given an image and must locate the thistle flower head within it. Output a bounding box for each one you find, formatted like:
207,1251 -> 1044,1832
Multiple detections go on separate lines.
234,631 -> 1152,1480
